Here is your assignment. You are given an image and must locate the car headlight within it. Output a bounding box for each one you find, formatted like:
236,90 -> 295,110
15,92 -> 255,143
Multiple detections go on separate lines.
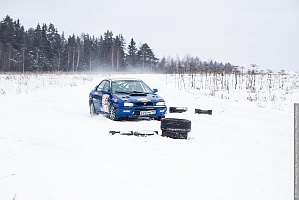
156,101 -> 165,106
124,102 -> 134,107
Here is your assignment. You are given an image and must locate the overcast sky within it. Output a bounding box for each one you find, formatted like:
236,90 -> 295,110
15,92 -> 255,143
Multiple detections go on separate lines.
1,0 -> 299,71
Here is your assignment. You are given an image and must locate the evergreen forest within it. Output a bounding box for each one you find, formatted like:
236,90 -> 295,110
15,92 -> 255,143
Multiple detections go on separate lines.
0,15 -> 240,73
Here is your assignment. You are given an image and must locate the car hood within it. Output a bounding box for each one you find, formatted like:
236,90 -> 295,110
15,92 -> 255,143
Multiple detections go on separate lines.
114,93 -> 164,103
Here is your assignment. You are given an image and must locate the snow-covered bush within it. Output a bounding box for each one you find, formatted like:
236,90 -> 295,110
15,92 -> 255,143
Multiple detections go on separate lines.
0,73 -> 97,95
167,71 -> 299,103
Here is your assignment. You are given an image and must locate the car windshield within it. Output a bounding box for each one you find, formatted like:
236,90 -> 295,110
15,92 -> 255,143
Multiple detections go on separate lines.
111,80 -> 153,94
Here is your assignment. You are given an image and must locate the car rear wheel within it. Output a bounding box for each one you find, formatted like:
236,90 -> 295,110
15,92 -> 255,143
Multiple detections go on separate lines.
89,102 -> 97,117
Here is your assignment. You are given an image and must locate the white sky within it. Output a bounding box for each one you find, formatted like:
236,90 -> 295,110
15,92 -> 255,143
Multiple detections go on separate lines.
1,0 -> 299,71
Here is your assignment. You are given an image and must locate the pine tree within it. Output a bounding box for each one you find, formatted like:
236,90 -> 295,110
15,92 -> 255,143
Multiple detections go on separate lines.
53,28 -> 62,71
157,56 -> 167,73
25,28 -> 37,71
114,34 -> 125,70
103,30 -> 113,69
0,15 -> 15,71
127,38 -> 138,68
41,23 -> 52,71
67,34 -> 76,72
33,24 -> 43,71
47,23 -> 56,60
60,32 -> 68,71
13,19 -> 25,51
137,43 -> 158,70
97,35 -> 104,70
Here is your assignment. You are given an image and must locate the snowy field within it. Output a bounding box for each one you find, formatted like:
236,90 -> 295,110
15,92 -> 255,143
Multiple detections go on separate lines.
0,72 -> 298,200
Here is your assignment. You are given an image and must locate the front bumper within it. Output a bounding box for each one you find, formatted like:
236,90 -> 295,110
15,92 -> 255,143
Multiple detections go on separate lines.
115,106 -> 167,118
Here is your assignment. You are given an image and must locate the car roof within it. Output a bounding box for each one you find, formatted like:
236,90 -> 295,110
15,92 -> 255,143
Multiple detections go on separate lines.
106,78 -> 142,82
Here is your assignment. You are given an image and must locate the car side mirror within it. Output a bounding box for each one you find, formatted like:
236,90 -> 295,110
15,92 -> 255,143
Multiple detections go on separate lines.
153,89 -> 158,93
96,85 -> 103,92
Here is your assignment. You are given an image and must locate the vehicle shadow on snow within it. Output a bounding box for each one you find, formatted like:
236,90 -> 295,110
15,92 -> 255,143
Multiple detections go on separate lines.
89,112 -> 159,123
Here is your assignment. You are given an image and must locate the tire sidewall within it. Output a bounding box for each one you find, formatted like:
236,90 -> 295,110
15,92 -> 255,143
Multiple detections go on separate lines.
161,118 -> 191,132
90,102 -> 96,116
109,105 -> 117,121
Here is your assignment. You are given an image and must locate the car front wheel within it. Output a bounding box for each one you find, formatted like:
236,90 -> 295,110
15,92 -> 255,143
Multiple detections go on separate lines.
109,105 -> 118,121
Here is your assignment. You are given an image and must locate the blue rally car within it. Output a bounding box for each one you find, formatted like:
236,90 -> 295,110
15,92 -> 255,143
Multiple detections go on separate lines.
89,78 -> 167,120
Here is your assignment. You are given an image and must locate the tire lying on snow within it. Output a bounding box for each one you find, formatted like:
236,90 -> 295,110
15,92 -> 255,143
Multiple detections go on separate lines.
195,109 -> 212,115
160,118 -> 191,139
109,131 -> 158,137
169,107 -> 188,113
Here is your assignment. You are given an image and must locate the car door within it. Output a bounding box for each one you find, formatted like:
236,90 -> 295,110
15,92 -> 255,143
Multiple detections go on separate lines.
92,80 -> 107,112
100,81 -> 111,113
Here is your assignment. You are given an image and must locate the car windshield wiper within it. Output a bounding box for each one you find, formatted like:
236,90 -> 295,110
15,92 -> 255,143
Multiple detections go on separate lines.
130,91 -> 149,94
115,91 -> 131,94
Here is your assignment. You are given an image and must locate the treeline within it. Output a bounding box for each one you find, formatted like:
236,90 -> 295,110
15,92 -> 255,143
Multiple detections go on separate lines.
0,15 -> 159,72
158,55 -> 239,74
0,15 -> 241,73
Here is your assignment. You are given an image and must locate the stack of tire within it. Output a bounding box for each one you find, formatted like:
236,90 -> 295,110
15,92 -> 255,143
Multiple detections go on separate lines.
160,118 -> 191,139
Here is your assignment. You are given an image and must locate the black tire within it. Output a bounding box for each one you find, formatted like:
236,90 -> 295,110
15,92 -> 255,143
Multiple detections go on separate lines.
169,107 -> 188,113
109,131 -> 133,135
195,109 -> 212,115
161,130 -> 188,139
161,118 -> 191,132
134,131 -> 158,137
89,102 -> 97,117
109,104 -> 118,121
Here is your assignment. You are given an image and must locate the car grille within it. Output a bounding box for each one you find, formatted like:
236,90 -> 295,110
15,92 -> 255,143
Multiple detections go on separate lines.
135,102 -> 154,106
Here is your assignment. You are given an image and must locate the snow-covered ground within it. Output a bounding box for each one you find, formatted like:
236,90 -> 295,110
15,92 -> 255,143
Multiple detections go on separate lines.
0,73 -> 297,200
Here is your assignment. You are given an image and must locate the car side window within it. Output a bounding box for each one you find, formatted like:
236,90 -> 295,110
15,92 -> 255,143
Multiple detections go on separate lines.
96,81 -> 106,92
102,81 -> 110,92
